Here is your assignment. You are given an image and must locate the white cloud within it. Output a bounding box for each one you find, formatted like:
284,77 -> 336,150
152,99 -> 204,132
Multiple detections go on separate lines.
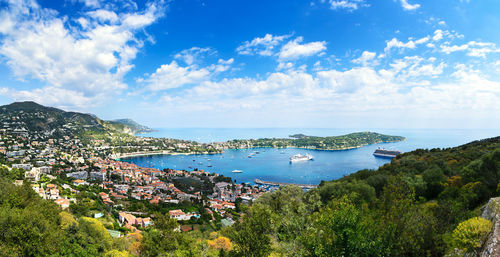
440,41 -> 499,57
139,58 -> 234,91
77,0 -> 101,8
146,61 -> 500,127
278,37 -> 326,60
329,0 -> 369,11
139,61 -> 210,91
384,38 -> 416,52
174,47 -> 214,65
87,9 -> 119,23
399,0 -> 420,10
352,51 -> 377,66
0,0 -> 165,107
0,86 -> 96,110
236,34 -> 290,56
433,29 -> 443,41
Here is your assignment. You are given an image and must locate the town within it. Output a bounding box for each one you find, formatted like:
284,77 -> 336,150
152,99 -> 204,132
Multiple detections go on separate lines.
0,105 -> 277,236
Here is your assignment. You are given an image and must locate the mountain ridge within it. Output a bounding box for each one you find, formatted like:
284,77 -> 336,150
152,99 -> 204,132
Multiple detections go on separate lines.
0,101 -> 153,136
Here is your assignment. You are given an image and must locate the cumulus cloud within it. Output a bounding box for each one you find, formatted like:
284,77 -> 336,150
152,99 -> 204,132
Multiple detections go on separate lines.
278,37 -> 326,60
440,41 -> 500,57
236,34 -> 290,56
0,0 -> 165,108
399,0 -> 420,10
352,51 -> 377,66
384,36 -> 429,53
138,61 -> 210,91
138,58 -> 234,91
329,0 -> 369,11
146,62 -> 500,127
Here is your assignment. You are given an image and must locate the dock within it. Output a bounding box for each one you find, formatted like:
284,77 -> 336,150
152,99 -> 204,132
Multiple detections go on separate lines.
254,179 -> 318,189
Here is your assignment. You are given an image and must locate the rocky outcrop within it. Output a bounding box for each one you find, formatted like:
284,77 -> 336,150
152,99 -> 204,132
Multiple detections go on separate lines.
480,197 -> 500,257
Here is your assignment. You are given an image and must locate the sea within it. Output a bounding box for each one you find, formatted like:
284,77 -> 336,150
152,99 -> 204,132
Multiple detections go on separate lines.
120,128 -> 500,185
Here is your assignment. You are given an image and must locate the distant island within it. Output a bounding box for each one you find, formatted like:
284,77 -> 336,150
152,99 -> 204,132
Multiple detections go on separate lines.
219,132 -> 405,151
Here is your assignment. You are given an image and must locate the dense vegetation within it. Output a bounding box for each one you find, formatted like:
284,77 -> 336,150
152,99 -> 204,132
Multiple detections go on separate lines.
1,136 -> 500,256
224,132 -> 405,150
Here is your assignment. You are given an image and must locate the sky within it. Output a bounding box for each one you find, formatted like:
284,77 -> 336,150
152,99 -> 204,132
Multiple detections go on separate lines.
0,0 -> 499,129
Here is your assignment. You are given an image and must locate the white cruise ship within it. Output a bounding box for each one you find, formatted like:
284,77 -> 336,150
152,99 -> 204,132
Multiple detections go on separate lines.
289,153 -> 313,163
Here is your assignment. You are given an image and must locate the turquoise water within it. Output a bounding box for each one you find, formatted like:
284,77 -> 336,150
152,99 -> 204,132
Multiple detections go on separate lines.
123,129 -> 500,184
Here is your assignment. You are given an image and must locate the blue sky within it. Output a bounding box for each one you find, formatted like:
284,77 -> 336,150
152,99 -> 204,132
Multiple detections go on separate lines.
0,0 -> 500,129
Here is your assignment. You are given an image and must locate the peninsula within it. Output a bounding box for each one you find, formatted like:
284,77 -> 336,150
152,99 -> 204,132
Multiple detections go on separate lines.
218,132 -> 405,151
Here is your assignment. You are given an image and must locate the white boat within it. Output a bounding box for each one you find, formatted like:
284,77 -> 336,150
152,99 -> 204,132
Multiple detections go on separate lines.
289,154 -> 313,163
232,169 -> 243,173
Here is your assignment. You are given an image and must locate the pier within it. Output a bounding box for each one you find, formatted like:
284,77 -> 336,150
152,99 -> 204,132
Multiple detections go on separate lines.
254,179 -> 318,189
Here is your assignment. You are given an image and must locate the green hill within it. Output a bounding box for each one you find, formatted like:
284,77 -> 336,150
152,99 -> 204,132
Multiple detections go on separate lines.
0,101 -> 151,138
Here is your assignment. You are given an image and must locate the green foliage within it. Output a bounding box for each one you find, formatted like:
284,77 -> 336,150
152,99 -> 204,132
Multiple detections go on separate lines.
301,196 -> 385,257
451,217 -> 492,253
226,204 -> 275,257
0,178 -> 63,256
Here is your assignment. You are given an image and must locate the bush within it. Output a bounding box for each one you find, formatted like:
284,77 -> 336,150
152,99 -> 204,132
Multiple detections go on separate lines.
451,217 -> 492,253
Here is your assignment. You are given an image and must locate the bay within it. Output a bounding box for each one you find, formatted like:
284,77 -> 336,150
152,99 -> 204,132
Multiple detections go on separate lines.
122,128 -> 500,185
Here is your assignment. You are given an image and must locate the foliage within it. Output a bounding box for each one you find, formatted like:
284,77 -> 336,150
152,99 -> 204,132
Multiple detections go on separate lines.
207,236 -> 233,251
451,217 -> 492,253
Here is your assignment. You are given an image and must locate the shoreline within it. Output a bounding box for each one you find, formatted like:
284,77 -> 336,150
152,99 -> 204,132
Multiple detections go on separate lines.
112,151 -> 221,160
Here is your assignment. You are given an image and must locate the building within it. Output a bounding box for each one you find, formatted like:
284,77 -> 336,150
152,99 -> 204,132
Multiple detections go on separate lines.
24,168 -> 41,182
12,163 -> 32,170
54,198 -> 70,209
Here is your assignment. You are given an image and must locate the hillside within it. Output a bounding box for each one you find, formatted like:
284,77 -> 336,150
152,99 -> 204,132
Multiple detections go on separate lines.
111,118 -> 155,134
0,101 -> 150,138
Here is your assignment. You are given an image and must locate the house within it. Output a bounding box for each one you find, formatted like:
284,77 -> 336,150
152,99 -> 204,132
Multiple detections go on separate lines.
73,179 -> 87,186
119,212 -> 136,226
169,209 -> 199,221
169,209 -> 187,220
54,198 -> 70,210
142,217 -> 152,227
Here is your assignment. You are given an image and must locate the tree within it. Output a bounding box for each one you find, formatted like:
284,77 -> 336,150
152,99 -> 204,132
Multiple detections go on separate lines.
78,217 -> 114,253
207,236 -> 233,252
226,204 -> 274,257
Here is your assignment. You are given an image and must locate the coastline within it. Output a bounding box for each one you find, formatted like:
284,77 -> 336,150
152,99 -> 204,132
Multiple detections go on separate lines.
112,151 -> 221,160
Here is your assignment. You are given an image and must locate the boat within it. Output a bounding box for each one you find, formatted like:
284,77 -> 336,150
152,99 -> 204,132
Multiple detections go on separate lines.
232,170 -> 243,173
373,148 -> 402,158
289,154 -> 313,163
207,164 -> 213,167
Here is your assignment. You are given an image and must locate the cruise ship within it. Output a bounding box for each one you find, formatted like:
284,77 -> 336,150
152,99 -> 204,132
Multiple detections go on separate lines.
232,169 -> 243,173
289,153 -> 313,163
373,148 -> 402,158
